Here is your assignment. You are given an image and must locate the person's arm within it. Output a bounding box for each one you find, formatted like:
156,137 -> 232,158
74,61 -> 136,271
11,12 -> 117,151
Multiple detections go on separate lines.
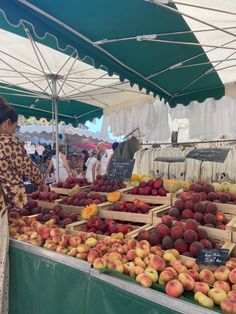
45,160 -> 53,178
61,154 -> 72,176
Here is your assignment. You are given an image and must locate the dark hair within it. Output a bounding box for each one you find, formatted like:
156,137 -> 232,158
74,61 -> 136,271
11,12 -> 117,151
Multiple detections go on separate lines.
81,149 -> 89,171
112,142 -> 119,152
0,97 -> 18,124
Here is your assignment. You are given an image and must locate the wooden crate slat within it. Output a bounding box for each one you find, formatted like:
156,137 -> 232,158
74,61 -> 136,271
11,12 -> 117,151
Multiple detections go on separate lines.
121,193 -> 171,205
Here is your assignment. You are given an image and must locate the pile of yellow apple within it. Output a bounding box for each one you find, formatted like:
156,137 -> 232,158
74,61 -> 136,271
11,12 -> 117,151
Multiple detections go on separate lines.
9,216 -> 236,313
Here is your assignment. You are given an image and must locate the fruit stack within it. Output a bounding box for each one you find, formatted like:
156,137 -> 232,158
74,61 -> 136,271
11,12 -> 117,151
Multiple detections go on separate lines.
129,178 -> 168,197
89,175 -> 127,193
136,218 -> 214,258
59,191 -> 107,208
9,215 -> 236,312
55,177 -> 89,189
30,191 -> 61,203
65,215 -> 136,237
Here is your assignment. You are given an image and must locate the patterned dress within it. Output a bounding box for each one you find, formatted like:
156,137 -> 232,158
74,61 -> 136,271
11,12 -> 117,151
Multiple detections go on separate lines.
0,133 -> 42,209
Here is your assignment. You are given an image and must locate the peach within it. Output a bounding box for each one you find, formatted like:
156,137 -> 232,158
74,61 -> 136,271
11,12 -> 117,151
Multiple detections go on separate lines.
199,269 -> 215,285
214,266 -> 230,281
208,288 -> 227,305
159,270 -> 175,286
228,291 -> 236,301
232,284 -> 236,291
143,256 -> 150,266
193,282 -> 210,295
221,299 -> 236,314
136,273 -> 152,288
165,249 -> 180,259
87,250 -> 101,263
214,281 -> 231,293
107,252 -> 122,263
164,267 -> 178,278
135,246 -> 150,258
226,259 -> 236,270
230,269 -> 236,284
144,267 -> 158,283
85,237 -> 97,248
163,252 -> 176,263
93,257 -> 107,269
165,279 -> 184,298
76,252 -> 88,260
171,260 -> 187,274
77,244 -> 90,253
67,248 -> 78,257
187,269 -> 199,281
134,265 -> 145,276
182,259 -> 195,269
126,250 -> 137,261
149,255 -> 166,271
127,239 -> 138,250
194,292 -> 214,308
150,246 -> 164,257
111,260 -> 124,273
178,273 -> 195,291
134,257 -> 146,269
124,262 -> 135,275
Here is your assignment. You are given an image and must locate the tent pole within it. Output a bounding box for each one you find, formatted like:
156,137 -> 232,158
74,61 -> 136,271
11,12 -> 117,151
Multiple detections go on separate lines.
52,78 -> 59,182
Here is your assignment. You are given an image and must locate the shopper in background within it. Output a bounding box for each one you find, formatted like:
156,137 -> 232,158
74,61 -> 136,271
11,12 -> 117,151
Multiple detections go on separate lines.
0,97 -> 44,314
46,146 -> 72,182
85,149 -> 98,183
95,152 -> 102,178
81,149 -> 89,173
97,142 -> 108,175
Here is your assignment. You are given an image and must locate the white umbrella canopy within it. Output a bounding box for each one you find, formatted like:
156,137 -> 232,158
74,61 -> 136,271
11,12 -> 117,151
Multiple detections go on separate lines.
0,27 -> 153,113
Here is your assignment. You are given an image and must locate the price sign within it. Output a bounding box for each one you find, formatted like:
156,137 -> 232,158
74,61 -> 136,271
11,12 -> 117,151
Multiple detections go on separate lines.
108,159 -> 135,181
186,148 -> 230,163
197,249 -> 229,266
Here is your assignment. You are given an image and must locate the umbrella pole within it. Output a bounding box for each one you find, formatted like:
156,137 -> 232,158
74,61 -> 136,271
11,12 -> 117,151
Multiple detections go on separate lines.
52,78 -> 59,183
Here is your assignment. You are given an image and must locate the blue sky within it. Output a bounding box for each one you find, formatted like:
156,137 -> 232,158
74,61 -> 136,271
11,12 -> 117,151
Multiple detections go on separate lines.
85,116 -> 123,142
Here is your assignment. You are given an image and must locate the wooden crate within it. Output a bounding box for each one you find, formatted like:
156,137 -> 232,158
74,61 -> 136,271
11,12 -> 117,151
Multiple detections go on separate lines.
50,184 -> 90,196
98,202 -> 169,224
66,220 -> 151,239
152,206 -> 236,243
121,193 -> 172,206
35,200 -> 58,209
56,200 -> 107,215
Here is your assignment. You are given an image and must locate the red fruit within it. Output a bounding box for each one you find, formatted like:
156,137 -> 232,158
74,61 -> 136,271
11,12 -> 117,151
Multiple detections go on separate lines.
182,209 -> 193,219
69,212 -> 78,222
184,201 -> 194,210
182,251 -> 193,257
194,185 -> 203,193
174,239 -> 188,253
200,239 -> 213,249
161,215 -> 173,228
137,230 -> 149,241
198,180 -> 206,186
162,236 -> 174,250
174,199 -> 184,211
180,192 -> 192,202
139,181 -> 146,188
189,241 -> 204,257
158,188 -> 167,197
147,179 -> 154,187
170,226 -> 184,240
203,184 -> 214,194
151,189 -> 158,196
62,183 -> 70,189
204,223 -> 215,228
156,223 -> 170,237
193,202 -> 205,214
168,207 -> 180,219
197,228 -> 208,240
153,178 -> 163,190
149,230 -> 162,245
193,212 -> 204,223
200,192 -> 207,201
184,230 -> 198,244
216,224 -> 226,230
204,213 -> 216,226
205,203 -> 217,215
219,193 -> 230,203
185,219 -> 198,232
31,192 -> 40,199
191,193 -> 202,204
206,192 -> 217,202
66,177 -> 75,184
230,193 -> 236,202
62,218 -> 73,226
189,184 -> 196,191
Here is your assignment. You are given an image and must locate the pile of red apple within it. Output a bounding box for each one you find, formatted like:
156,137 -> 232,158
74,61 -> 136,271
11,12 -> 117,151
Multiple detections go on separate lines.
8,200 -> 42,221
137,217 -> 214,258
107,199 -> 154,214
170,193 -> 228,230
56,177 -> 89,189
60,191 -> 107,207
30,191 -> 61,202
79,216 -> 134,236
185,182 -> 236,204
90,175 -> 126,192
129,178 -> 167,197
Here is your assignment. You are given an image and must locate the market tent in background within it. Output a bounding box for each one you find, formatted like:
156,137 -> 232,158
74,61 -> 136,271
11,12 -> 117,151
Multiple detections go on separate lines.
0,0 -> 235,111
17,125 -> 112,149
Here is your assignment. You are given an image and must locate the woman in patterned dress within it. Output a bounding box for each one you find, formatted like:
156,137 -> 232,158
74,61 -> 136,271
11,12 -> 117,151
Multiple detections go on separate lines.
0,97 -> 43,314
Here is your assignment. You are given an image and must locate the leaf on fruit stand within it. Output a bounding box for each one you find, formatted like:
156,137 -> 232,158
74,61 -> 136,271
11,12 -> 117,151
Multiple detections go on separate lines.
81,204 -> 98,220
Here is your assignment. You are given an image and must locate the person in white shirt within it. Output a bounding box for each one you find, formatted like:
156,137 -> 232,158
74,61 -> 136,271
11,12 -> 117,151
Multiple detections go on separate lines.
85,149 -> 98,183
97,142 -> 108,175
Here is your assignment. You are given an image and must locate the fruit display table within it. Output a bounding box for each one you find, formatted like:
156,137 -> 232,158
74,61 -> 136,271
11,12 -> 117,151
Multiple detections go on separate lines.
9,240 -> 217,314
